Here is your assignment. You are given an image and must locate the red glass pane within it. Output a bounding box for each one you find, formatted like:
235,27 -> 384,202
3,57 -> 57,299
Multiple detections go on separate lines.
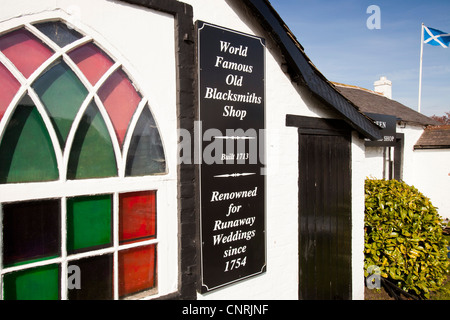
0,29 -> 53,78
119,191 -> 156,244
118,244 -> 156,298
98,69 -> 141,147
68,43 -> 114,86
0,62 -> 20,120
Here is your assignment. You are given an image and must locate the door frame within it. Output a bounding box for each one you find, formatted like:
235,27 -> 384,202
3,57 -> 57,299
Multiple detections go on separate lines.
287,115 -> 353,300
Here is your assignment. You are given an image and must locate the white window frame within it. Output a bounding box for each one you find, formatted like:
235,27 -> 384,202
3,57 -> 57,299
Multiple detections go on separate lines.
0,11 -> 178,300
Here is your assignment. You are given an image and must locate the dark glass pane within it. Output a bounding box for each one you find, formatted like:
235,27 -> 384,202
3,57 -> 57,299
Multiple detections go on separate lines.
3,264 -> 60,300
0,97 -> 59,184
67,194 -> 112,253
118,244 -> 156,298
125,107 -> 166,176
33,60 -> 88,148
2,199 -> 61,267
0,28 -> 53,78
67,101 -> 117,179
68,254 -> 113,300
34,21 -> 83,48
119,191 -> 156,244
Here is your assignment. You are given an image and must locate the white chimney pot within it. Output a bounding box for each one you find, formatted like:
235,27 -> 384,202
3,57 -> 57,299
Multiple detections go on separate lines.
374,76 -> 392,99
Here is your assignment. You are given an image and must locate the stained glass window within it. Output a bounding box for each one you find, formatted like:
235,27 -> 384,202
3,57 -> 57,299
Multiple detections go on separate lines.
68,42 -> 114,86
118,244 -> 157,298
33,60 -> 88,148
2,199 -> 60,267
2,191 -> 158,300
67,101 -> 118,179
0,62 -> 20,120
3,264 -> 60,300
0,25 -> 165,183
0,19 -> 166,300
119,191 -> 156,244
98,68 -> 141,148
68,254 -> 113,300
0,96 -> 59,183
126,106 -> 166,176
67,194 -> 112,253
0,29 -> 53,78
34,21 -> 83,48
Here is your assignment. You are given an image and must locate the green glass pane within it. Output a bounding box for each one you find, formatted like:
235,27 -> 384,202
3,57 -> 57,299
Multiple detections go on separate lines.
33,60 -> 88,148
3,264 -> 60,300
0,97 -> 58,183
67,194 -> 112,253
126,106 -> 166,176
67,101 -> 117,179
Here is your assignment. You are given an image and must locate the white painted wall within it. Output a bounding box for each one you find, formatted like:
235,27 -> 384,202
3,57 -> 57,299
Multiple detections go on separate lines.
399,125 -> 450,219
397,125 -> 425,184
410,149 -> 450,219
351,132 -> 367,300
364,147 -> 385,179
184,0 -> 367,300
363,123 -> 450,219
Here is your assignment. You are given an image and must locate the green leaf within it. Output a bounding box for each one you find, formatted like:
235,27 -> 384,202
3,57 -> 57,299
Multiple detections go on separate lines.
364,178 -> 448,298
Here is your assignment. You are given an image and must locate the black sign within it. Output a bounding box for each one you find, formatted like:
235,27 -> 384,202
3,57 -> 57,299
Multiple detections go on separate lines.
197,21 -> 266,293
365,113 -> 397,147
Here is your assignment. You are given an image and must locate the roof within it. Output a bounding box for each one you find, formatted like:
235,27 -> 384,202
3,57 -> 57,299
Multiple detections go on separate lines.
415,125 -> 450,149
333,82 -> 439,126
243,0 -> 382,140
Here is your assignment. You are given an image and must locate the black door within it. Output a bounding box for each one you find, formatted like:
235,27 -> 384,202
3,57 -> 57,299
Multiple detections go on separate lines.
298,132 -> 352,300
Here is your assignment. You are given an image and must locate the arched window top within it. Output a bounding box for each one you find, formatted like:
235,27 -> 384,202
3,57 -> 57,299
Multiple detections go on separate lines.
0,19 -> 166,183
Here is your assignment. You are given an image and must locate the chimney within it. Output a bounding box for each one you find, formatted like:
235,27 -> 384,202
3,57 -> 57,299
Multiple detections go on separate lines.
374,76 -> 392,99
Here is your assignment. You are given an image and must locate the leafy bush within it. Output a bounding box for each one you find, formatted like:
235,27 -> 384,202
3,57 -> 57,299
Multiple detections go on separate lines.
364,178 -> 449,299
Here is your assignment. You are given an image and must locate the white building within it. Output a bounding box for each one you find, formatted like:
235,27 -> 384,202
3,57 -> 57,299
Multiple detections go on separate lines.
414,125 -> 450,219
0,0 -> 384,300
335,79 -> 449,219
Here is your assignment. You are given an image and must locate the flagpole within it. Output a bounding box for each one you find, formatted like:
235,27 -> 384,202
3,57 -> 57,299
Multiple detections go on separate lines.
418,23 -> 424,113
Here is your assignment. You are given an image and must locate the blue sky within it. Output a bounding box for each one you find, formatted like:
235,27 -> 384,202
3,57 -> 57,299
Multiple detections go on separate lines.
269,0 -> 450,117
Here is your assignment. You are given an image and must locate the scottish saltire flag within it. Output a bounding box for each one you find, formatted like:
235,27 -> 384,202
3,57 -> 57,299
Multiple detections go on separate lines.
423,25 -> 450,48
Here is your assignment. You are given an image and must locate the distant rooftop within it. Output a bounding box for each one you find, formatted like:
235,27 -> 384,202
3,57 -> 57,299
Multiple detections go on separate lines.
415,125 -> 450,149
332,82 -> 439,126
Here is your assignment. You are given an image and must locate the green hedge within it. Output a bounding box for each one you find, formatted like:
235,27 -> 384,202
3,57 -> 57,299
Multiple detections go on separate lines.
364,178 -> 449,299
